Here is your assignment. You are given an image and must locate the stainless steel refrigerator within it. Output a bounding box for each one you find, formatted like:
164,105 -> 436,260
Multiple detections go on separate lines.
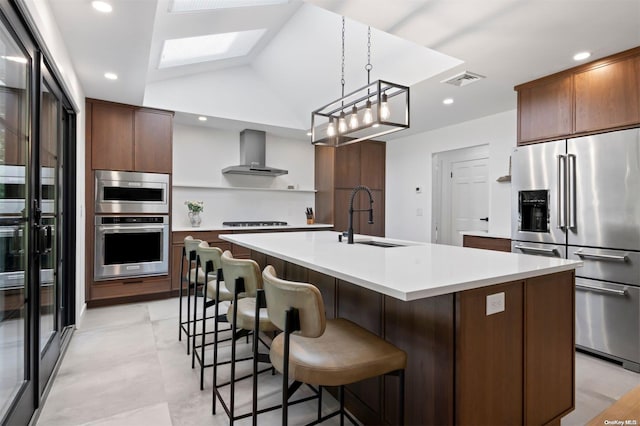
511,127 -> 640,372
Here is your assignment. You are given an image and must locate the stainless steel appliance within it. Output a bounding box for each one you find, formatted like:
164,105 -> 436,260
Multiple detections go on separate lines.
94,215 -> 169,281
0,165 -> 55,215
95,170 -> 169,214
511,127 -> 640,371
0,217 -> 54,289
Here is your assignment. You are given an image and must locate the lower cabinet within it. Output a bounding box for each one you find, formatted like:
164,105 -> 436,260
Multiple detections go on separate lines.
462,234 -> 511,252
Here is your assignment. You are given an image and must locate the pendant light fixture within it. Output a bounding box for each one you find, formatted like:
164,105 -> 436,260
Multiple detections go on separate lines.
311,19 -> 410,147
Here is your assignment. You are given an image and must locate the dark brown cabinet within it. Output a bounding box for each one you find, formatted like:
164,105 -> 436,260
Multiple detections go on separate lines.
315,141 -> 386,237
462,234 -> 511,252
574,55 -> 640,133
517,75 -> 573,143
85,98 -> 174,307
89,100 -> 135,171
516,46 -> 640,145
87,98 -> 173,173
134,109 -> 173,173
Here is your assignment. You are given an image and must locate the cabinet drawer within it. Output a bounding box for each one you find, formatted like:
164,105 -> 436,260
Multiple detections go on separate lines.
568,246 -> 640,285
172,230 -> 223,244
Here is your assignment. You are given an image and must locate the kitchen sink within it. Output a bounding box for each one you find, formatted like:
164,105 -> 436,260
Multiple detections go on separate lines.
355,240 -> 407,248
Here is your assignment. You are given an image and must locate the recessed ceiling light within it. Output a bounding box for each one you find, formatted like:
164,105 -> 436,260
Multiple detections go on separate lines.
92,1 -> 113,13
2,55 -> 27,64
443,98 -> 454,105
573,51 -> 591,61
104,72 -> 118,80
159,29 -> 266,68
198,116 -> 207,121
170,0 -> 288,13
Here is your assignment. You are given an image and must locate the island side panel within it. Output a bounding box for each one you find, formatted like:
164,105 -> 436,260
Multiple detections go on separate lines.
525,270 -> 575,425
337,280 -> 385,424
455,280 -> 525,425
384,293 -> 456,425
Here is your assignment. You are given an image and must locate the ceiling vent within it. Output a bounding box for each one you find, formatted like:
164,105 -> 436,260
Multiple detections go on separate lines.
441,71 -> 485,87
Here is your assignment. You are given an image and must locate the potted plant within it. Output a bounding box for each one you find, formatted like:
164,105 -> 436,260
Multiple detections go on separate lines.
185,200 -> 204,227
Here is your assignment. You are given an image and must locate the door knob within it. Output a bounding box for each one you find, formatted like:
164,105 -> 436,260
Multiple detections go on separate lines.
479,217 -> 489,222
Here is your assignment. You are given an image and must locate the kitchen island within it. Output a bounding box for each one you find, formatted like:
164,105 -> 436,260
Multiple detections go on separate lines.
221,231 -> 582,425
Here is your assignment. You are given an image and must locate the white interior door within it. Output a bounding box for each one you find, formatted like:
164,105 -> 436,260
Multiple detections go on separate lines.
432,145 -> 489,246
450,158 -> 489,246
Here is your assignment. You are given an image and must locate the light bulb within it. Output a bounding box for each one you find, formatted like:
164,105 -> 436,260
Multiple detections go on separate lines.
338,111 -> 347,133
363,100 -> 373,125
349,105 -> 359,129
380,92 -> 390,120
327,119 -> 336,137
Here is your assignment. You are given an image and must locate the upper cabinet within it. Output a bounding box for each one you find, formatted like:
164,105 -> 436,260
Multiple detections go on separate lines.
315,140 -> 386,236
87,98 -> 173,173
574,56 -> 640,133
517,75 -> 573,143
516,46 -> 640,145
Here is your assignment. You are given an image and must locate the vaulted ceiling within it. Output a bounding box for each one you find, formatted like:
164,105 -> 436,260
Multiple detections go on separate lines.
49,0 -> 640,138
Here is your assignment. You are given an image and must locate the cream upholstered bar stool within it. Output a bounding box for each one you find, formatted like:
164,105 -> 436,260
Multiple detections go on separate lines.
178,236 -> 207,355
192,241 -> 234,390
213,250 -> 278,425
262,265 -> 407,425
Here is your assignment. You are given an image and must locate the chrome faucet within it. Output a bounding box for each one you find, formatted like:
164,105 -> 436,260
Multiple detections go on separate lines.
347,185 -> 374,244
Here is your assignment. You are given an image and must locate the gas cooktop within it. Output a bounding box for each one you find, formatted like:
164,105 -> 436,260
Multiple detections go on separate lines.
222,221 -> 288,227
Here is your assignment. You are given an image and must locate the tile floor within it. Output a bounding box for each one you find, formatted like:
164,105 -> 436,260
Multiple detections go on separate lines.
35,297 -> 640,426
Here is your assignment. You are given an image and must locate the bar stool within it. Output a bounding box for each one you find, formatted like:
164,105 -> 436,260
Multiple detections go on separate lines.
178,236 -> 206,354
192,241 -> 234,390
213,251 -> 278,425
262,265 -> 407,425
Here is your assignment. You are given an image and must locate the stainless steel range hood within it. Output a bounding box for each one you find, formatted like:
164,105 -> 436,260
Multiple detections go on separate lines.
222,129 -> 288,177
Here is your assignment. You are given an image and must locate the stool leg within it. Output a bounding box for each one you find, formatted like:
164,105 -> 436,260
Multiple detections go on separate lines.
198,275 -> 209,389
192,265 -> 200,369
317,386 -> 322,421
339,385 -> 345,426
229,279 -> 242,425
178,248 -> 185,341
252,291 -> 261,426
398,369 -> 405,425
186,262 -> 192,355
212,285 -> 220,415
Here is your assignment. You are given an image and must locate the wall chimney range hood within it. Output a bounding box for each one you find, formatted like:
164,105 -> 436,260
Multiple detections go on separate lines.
222,129 -> 288,177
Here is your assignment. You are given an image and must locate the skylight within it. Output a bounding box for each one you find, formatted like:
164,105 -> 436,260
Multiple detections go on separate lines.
170,0 -> 288,13
159,29 -> 266,68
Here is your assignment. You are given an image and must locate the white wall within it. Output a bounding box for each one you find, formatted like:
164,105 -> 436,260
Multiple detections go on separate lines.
386,109 -> 516,242
172,124 -> 315,227
22,1 -> 87,324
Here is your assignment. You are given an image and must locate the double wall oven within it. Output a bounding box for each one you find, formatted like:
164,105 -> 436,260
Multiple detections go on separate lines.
94,170 -> 170,281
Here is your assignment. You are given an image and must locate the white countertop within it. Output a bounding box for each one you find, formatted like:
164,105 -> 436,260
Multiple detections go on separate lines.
221,231 -> 581,301
172,223 -> 333,232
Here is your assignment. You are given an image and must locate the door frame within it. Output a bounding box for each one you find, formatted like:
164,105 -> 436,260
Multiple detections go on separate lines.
432,144 -> 489,244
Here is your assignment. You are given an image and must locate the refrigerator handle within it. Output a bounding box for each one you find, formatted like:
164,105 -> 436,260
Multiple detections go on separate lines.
568,153 -> 576,229
557,154 -> 567,230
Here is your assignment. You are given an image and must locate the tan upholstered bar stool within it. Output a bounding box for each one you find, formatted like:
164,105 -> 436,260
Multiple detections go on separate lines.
178,236 -> 206,354
213,251 -> 278,425
262,265 -> 407,426
192,241 -> 233,390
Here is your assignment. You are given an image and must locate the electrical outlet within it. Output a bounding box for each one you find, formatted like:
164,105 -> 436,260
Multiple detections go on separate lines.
486,292 -> 505,316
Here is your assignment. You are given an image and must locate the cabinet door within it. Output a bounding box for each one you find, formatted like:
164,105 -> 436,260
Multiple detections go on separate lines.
575,56 -> 640,133
171,244 -> 184,291
456,281 -> 524,425
360,141 -> 385,190
517,75 -> 573,144
334,188 -> 353,233
90,101 -> 134,171
334,143 -> 361,188
525,271 -> 574,424
134,109 -> 173,173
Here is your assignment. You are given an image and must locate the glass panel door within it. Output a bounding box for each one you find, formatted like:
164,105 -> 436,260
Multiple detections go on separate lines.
0,15 -> 30,421
38,69 -> 62,392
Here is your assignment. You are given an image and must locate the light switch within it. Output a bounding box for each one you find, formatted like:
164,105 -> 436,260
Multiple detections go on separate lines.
486,292 -> 505,316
